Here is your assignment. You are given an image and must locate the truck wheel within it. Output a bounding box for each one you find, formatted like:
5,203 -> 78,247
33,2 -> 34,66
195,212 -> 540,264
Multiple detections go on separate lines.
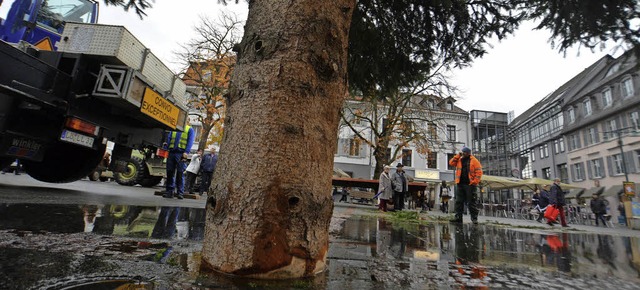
139,176 -> 163,187
88,170 -> 100,181
114,157 -> 145,186
23,142 -> 106,183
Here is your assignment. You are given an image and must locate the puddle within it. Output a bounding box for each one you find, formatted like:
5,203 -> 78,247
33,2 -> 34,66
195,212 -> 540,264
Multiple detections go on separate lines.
332,216 -> 640,288
1,204 -> 640,289
0,204 -> 206,240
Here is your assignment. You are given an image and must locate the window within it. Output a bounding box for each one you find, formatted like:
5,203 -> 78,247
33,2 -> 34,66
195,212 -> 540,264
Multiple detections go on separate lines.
349,138 -> 362,156
532,170 -> 537,178
334,136 -> 364,157
572,163 -> 584,181
631,111 -> 640,130
447,153 -> 456,170
606,63 -> 621,77
401,149 -> 413,167
568,134 -> 580,151
604,119 -> 618,140
426,100 -> 435,109
621,77 -> 634,98
612,154 -> 624,175
428,123 -> 438,141
36,0 -> 96,31
554,138 -> 565,154
446,125 -> 456,141
427,152 -> 437,169
542,168 -> 551,179
446,101 -> 454,110
530,150 -> 536,162
539,145 -> 549,159
602,88 -> 612,108
583,99 -> 592,116
539,146 -> 544,159
557,164 -> 568,182
381,118 -> 389,132
568,107 -> 575,123
586,127 -> 598,145
590,159 -> 603,178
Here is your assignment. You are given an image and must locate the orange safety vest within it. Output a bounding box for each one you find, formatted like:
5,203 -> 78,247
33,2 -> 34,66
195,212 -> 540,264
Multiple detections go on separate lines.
449,154 -> 483,186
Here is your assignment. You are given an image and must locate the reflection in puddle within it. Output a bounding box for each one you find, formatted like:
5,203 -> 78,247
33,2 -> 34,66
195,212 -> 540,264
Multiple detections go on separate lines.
2,204 -> 640,289
335,216 -> 640,287
0,204 -> 206,241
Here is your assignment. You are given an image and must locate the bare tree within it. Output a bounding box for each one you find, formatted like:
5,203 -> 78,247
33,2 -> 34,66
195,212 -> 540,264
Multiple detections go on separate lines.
341,67 -> 462,179
175,13 -> 243,150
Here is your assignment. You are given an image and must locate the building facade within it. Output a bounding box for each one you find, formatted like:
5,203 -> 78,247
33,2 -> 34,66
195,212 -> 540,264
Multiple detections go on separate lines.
507,51 -> 640,225
334,96 -> 471,184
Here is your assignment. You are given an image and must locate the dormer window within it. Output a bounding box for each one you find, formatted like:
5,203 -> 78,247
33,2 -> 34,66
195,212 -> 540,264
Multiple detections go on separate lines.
602,88 -> 612,108
583,99 -> 592,116
428,99 -> 435,109
567,107 -> 575,124
605,63 -> 621,77
446,101 -> 453,110
621,77 -> 634,98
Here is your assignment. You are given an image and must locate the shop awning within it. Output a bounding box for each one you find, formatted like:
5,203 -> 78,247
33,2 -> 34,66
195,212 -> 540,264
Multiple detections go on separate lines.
480,175 -> 523,190
600,185 -> 623,197
565,188 -> 585,199
583,186 -> 605,197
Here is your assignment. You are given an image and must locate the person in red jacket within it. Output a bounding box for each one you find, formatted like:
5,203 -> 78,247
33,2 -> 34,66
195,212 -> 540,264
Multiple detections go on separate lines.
448,146 -> 483,224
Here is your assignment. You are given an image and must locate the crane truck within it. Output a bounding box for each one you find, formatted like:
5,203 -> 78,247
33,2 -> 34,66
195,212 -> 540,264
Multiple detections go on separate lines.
0,0 -> 185,184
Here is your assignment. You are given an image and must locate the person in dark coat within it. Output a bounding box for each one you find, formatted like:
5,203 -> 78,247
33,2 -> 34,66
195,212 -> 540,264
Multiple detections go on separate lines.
536,184 -> 551,222
590,193 -> 608,227
548,178 -> 569,227
198,147 -> 218,196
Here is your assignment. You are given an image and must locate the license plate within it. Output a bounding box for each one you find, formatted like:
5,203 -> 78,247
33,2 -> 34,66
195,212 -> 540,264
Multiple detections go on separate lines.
60,130 -> 95,148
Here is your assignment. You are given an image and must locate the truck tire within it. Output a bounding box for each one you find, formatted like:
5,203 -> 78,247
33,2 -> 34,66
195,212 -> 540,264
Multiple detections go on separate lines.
139,176 -> 163,187
88,170 -> 100,181
114,157 -> 145,186
22,142 -> 106,183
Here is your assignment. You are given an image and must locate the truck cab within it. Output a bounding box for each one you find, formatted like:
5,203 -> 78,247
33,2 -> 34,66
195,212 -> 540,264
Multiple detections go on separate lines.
1,0 -> 98,50
0,1 -> 188,184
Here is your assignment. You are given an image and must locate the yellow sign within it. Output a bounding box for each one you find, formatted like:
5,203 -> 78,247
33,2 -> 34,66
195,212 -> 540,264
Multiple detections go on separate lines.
623,181 -> 636,197
34,37 -> 53,51
140,87 -> 179,129
415,170 -> 440,180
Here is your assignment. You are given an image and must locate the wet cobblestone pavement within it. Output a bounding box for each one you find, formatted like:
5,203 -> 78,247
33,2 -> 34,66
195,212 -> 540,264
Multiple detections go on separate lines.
1,203 -> 640,289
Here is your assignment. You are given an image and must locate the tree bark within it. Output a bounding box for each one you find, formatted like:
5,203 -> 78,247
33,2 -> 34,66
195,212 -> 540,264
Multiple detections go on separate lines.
201,1 -> 355,279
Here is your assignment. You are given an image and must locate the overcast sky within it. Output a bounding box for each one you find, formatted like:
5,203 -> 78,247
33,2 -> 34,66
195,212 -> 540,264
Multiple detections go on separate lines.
2,1 -> 620,118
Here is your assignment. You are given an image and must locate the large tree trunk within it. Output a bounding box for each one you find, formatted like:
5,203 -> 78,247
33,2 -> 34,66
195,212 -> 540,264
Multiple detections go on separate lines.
201,1 -> 355,279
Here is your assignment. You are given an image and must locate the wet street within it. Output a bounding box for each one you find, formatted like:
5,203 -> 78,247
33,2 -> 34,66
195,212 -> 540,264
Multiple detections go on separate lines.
1,175 -> 640,289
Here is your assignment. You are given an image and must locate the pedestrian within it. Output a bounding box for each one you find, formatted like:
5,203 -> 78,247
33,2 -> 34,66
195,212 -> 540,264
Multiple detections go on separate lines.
440,180 -> 451,213
339,187 -> 349,202
391,163 -> 410,211
548,177 -> 569,227
536,184 -> 551,222
532,188 -> 540,208
448,147 -> 483,224
199,147 -> 218,196
163,124 -> 195,199
184,149 -> 202,195
378,165 -> 393,212
590,193 -> 608,227
618,202 -> 627,226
